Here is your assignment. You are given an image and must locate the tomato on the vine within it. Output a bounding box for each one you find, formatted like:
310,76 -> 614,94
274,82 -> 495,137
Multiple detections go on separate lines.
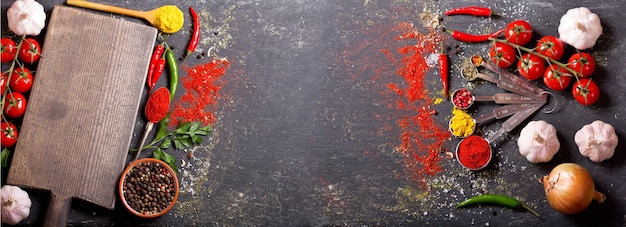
536,36 -> 565,60
489,42 -> 516,68
1,38 -> 17,63
18,38 -> 41,64
567,52 -> 595,78
0,73 -> 8,94
572,78 -> 600,106
9,67 -> 34,93
1,122 -> 18,148
504,20 -> 533,46
517,53 -> 545,80
543,65 -> 571,91
3,92 -> 27,118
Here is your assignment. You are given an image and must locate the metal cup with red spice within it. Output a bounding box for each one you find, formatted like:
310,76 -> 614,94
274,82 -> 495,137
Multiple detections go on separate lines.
451,88 -> 474,109
455,135 -> 492,170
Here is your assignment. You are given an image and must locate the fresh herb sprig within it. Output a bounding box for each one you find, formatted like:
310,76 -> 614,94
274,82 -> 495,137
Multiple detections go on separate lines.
1,148 -> 10,167
136,115 -> 212,172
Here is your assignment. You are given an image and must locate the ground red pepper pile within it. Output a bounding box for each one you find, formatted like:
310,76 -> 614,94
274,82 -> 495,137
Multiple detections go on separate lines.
457,135 -> 491,170
381,23 -> 450,187
169,59 -> 230,126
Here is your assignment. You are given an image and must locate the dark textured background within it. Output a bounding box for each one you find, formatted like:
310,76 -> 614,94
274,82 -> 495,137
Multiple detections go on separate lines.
2,0 -> 625,226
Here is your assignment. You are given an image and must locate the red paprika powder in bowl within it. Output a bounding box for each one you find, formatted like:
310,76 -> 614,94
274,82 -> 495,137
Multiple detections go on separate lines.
456,135 -> 492,170
119,158 -> 179,218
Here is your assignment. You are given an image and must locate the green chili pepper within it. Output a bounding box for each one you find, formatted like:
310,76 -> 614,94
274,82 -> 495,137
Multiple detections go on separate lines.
456,194 -> 540,217
164,48 -> 178,100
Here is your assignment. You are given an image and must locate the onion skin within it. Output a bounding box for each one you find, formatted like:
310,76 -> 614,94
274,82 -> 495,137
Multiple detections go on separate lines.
542,163 -> 606,214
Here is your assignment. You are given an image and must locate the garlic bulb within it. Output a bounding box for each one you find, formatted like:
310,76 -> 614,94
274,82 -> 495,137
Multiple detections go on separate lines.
517,120 -> 560,163
575,120 -> 618,162
1,185 -> 32,225
557,7 -> 602,50
7,0 -> 46,36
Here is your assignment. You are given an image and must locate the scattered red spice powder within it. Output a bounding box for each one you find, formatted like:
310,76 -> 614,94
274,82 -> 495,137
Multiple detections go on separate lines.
169,59 -> 230,127
457,135 -> 491,170
383,23 -> 450,188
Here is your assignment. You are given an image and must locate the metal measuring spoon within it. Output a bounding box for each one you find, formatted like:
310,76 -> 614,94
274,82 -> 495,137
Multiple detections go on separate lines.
485,103 -> 544,143
452,88 -> 544,109
448,103 -> 538,138
473,103 -> 541,125
471,55 -> 548,101
461,58 -> 544,101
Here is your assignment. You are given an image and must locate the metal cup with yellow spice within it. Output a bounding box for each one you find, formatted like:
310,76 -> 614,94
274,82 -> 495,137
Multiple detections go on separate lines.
449,108 -> 475,138
66,0 -> 184,34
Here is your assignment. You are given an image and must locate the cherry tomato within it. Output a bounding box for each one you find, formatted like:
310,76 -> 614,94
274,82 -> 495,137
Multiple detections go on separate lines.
1,38 -> 17,63
1,122 -> 18,148
3,92 -> 27,118
517,53 -> 545,80
0,73 -> 8,94
18,38 -> 41,64
572,78 -> 599,106
504,20 -> 533,46
543,65 -> 571,91
567,52 -> 595,78
9,67 -> 34,93
536,36 -> 564,61
489,42 -> 516,68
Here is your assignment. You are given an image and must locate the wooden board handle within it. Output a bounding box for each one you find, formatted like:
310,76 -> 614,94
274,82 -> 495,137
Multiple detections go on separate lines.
65,0 -> 148,21
43,193 -> 72,227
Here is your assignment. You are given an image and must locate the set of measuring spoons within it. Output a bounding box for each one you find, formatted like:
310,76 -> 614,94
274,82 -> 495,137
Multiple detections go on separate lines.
451,55 -> 554,144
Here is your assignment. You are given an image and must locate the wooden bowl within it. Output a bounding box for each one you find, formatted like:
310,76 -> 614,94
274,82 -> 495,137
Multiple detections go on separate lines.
119,158 -> 179,218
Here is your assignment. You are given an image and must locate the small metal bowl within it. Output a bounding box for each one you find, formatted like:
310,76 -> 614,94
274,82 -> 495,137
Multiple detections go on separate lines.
455,135 -> 492,170
119,158 -> 179,218
448,112 -> 476,138
451,88 -> 474,110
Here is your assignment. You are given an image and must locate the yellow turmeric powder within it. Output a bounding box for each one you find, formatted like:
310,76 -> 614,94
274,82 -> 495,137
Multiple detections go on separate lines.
154,5 -> 184,34
449,108 -> 475,137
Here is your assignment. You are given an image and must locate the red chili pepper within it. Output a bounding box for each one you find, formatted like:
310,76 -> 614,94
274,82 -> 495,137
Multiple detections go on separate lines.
147,43 -> 165,89
444,6 -> 495,17
446,29 -> 504,43
439,44 -> 449,99
149,59 -> 167,91
185,6 -> 200,58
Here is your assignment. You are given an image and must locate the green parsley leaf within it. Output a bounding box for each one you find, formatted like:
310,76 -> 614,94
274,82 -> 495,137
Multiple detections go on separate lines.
153,149 -> 178,172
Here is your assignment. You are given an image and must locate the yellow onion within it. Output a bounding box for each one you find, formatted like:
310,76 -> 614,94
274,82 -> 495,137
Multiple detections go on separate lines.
542,163 -> 606,214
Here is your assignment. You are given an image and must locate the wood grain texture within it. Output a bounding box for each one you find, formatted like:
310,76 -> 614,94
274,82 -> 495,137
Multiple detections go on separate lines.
6,5 -> 157,225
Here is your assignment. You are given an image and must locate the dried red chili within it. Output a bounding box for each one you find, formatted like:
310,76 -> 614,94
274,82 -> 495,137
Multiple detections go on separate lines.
438,44 -> 449,99
444,6 -> 495,17
169,59 -> 229,126
147,43 -> 165,90
446,29 -> 504,43
185,6 -> 200,58
150,59 -> 166,90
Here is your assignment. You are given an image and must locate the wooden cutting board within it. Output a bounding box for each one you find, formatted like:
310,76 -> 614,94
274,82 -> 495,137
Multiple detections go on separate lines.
6,5 -> 157,226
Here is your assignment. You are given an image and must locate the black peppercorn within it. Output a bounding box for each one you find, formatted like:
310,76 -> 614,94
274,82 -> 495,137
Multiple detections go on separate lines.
122,161 -> 176,215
